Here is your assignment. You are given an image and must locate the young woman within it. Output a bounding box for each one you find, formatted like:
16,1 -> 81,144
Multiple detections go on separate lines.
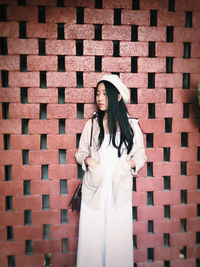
75,74 -> 147,267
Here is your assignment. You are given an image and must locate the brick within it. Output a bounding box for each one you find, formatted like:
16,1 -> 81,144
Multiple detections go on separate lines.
138,206 -> 164,220
49,164 -> 77,179
51,224 -> 78,239
157,11 -> 185,27
0,240 -> 24,255
0,119 -> 21,134
28,88 -> 58,104
171,259 -> 196,267
9,72 -> 40,87
29,120 -> 58,134
171,147 -> 197,161
154,219 -> 180,233
9,103 -> 40,119
122,10 -> 149,25
120,73 -> 148,88
155,247 -> 179,261
66,149 -> 77,164
171,204 -> 197,218
171,232 -> 195,246
46,7 -> 76,23
132,192 -> 146,206
66,88 -> 94,103
47,72 -> 76,87
120,42 -> 148,57
12,165 -> 41,180
174,58 -> 200,73
132,220 -> 147,235
83,72 -> 107,87
188,218 -> 200,232
188,133 -> 200,147
156,42 -> 183,57
67,0 -> 94,7
0,55 -> 19,70
140,0 -> 168,10
47,104 -> 76,119
47,134 -> 76,149
138,26 -> 166,42
84,103 -> 97,118
0,181 -> 23,195
154,190 -> 180,205
153,162 -> 180,176
27,56 -> 57,71
8,38 -> 38,55
188,191 -> 200,204
128,104 -> 148,119
175,0 -> 200,11
191,73 -> 200,89
193,12 -> 200,28
7,6 -> 38,21
102,57 -> 131,72
173,89 -> 197,103
32,210 -> 60,225
29,150 -> 59,165
84,8 -> 113,24
103,0 -> 132,9
50,194 -> 69,209
0,150 -> 21,165
84,40 -> 113,56
134,249 -> 147,264
16,255 -> 44,267
46,40 -> 76,55
0,211 -> 24,226
138,58 -> 166,73
14,195 -> 42,210
146,148 -> 163,162
35,240 -> 61,254
0,87 -> 20,102
190,103 -> 200,119
172,118 -> 199,132
0,22 -> 18,37
0,135 -> 3,149
66,119 -> 87,134
139,119 -> 165,133
171,175 -> 197,190
27,22 -> 57,38
174,28 -> 200,42
138,88 -> 165,103
31,180 -> 59,195
65,24 -> 94,40
137,177 -> 163,192
156,103 -> 182,118
102,25 -> 131,40
155,73 -> 182,88
137,234 -> 163,249
10,135 -> 40,150
0,226 -> 6,241
66,56 -> 94,72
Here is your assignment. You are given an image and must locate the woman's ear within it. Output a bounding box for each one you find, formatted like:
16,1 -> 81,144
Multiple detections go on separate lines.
118,94 -> 122,102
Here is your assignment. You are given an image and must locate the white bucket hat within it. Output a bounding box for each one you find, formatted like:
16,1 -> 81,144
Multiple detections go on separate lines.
98,74 -> 130,103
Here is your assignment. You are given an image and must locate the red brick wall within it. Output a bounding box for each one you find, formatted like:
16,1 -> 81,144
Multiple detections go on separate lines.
0,0 -> 200,266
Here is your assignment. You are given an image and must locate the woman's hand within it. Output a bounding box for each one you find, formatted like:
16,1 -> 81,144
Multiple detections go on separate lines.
85,157 -> 99,169
127,159 -> 136,169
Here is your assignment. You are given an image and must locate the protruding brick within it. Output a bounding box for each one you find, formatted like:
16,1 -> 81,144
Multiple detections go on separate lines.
102,25 -> 131,40
9,103 -> 40,119
65,24 -> 94,40
122,10 -> 149,25
120,42 -> 148,56
85,8 -> 113,24
9,72 -> 40,87
66,56 -> 94,72
46,7 -> 76,23
0,55 -> 19,70
84,40 -> 113,56
27,56 -> 57,71
138,26 -> 166,41
47,72 -> 76,87
46,40 -> 76,55
102,57 -> 131,72
8,38 -> 38,55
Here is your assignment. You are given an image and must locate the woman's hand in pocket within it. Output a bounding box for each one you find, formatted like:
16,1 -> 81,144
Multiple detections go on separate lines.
127,159 -> 136,169
85,157 -> 99,169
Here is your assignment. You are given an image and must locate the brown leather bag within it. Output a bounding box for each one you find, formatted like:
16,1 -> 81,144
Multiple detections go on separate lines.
68,116 -> 95,212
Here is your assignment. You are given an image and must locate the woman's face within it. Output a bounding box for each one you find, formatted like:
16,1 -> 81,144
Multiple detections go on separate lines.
96,82 -> 108,111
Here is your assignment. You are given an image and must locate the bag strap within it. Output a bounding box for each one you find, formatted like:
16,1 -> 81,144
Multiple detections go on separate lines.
90,113 -> 96,147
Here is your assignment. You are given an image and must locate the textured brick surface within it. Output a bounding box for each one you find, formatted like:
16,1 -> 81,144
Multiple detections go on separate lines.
0,1 -> 200,267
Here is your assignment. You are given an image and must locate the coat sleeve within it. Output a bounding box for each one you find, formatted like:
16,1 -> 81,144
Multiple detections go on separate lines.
75,119 -> 92,172
129,119 -> 147,175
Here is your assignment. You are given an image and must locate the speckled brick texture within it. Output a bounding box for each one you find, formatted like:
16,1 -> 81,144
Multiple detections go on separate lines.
0,0 -> 200,266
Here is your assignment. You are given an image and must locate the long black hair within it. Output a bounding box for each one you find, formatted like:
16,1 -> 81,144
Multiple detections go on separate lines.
95,80 -> 134,157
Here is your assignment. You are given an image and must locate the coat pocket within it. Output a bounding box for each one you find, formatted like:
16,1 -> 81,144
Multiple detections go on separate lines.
84,163 -> 102,189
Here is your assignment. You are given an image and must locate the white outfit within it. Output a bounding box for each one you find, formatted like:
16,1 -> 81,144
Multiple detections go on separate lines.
76,133 -> 133,267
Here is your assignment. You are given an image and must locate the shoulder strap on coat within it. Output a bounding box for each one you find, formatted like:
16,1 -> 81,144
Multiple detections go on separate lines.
90,112 -> 97,147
